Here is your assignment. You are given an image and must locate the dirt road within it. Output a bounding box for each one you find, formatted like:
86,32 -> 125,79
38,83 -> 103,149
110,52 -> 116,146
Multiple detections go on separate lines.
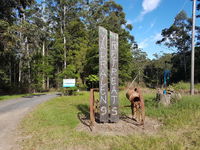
0,93 -> 59,150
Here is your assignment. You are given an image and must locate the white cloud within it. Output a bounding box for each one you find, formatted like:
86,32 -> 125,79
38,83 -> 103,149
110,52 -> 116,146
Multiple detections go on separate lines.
135,0 -> 161,22
127,19 -> 133,25
138,32 -> 162,49
142,0 -> 161,15
138,38 -> 150,49
153,32 -> 162,41
150,22 -> 155,28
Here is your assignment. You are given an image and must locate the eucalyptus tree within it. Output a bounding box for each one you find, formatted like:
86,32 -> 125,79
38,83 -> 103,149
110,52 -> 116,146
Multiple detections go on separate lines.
0,0 -> 35,92
83,0 -> 135,85
131,44 -> 149,84
157,11 -> 192,81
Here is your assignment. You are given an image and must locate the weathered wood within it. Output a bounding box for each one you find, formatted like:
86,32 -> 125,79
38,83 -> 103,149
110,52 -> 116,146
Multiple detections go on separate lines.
156,89 -> 182,106
99,26 -> 108,122
89,89 -> 95,125
109,31 -> 119,122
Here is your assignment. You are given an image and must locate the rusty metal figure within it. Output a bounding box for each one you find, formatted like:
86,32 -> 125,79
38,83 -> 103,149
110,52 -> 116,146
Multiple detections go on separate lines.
126,87 -> 145,125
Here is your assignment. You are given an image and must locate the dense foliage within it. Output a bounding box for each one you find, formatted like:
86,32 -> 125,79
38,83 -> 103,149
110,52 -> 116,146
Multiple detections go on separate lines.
0,0 -> 200,93
0,0 -> 136,93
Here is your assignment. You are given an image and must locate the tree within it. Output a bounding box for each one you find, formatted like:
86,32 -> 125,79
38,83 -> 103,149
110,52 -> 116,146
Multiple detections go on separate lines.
157,11 -> 192,81
0,0 -> 138,93
83,0 -> 135,85
131,44 -> 148,84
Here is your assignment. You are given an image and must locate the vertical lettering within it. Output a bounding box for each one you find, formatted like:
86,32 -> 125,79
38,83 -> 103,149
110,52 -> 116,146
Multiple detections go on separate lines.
99,26 -> 108,122
110,31 -> 119,122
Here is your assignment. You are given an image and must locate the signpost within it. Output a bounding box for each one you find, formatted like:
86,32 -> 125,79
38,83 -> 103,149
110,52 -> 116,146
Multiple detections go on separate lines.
99,26 -> 119,123
99,26 -> 109,122
110,31 -> 119,122
63,79 -> 76,87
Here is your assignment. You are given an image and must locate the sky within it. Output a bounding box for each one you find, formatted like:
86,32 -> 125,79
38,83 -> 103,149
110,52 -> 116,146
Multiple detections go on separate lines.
115,0 -> 198,59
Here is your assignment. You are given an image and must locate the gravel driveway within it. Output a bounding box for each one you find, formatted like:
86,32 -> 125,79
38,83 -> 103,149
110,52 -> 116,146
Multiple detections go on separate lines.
0,93 -> 59,150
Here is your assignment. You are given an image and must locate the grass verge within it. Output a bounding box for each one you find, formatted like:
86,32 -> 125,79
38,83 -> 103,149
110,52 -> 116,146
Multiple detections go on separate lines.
0,94 -> 27,101
0,92 -> 55,101
19,91 -> 200,150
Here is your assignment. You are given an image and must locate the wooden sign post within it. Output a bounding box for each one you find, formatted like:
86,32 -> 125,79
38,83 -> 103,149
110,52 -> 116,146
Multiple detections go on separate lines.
99,26 -> 109,122
109,31 -> 119,122
99,26 -> 119,123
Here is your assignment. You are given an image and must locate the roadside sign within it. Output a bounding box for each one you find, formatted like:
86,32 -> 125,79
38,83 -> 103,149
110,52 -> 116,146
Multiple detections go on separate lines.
63,79 -> 76,87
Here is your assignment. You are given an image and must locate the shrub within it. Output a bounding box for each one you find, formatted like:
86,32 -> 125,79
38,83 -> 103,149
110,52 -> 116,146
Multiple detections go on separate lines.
171,81 -> 190,90
61,87 -> 78,96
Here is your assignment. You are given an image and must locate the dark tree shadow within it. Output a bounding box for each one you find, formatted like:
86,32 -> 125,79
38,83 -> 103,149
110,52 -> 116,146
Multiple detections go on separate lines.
76,104 -> 92,131
23,94 -> 46,98
76,104 -> 90,117
120,112 -> 142,126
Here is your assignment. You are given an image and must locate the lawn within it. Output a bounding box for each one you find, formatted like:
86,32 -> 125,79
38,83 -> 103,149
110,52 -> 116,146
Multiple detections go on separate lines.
0,92 -> 54,101
19,90 -> 200,150
0,94 -> 27,101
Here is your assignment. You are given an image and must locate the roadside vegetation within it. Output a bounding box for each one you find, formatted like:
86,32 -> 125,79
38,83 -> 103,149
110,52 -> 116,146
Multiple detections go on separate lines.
19,90 -> 200,150
1,0 -> 200,95
0,92 -> 55,101
0,94 -> 27,101
171,81 -> 200,91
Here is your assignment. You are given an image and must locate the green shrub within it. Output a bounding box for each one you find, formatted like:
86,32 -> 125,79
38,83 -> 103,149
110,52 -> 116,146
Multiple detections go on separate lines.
171,81 -> 190,90
61,87 -> 78,96
195,83 -> 200,90
172,81 -> 200,91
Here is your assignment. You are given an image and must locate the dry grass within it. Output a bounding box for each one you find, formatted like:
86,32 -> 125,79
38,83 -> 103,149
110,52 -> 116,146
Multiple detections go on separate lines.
19,91 -> 200,150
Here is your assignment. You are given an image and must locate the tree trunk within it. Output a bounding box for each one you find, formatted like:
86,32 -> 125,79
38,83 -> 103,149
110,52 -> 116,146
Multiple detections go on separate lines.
19,17 -> 23,87
63,5 -> 66,69
47,77 -> 49,89
156,69 -> 158,87
183,51 -> 187,81
42,41 -> 46,90
26,37 -> 31,92
46,47 -> 49,90
18,60 -> 22,84
9,59 -> 12,86
13,62 -> 16,87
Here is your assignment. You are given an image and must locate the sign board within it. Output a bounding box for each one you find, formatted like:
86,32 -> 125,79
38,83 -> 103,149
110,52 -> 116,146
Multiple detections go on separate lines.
99,26 -> 109,122
63,79 -> 76,87
110,31 -> 119,122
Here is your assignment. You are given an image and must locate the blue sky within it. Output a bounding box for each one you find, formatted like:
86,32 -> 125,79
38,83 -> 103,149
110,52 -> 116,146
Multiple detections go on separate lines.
115,0 -> 197,59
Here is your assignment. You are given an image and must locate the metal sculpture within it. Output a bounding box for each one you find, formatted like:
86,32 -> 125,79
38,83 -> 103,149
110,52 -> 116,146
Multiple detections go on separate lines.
126,87 -> 145,125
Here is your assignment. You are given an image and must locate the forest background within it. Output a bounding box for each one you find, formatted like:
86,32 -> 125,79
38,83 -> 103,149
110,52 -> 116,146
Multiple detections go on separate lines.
1,0 -> 200,93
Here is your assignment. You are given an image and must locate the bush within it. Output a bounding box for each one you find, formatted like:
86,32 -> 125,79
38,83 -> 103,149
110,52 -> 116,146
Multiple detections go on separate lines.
172,81 -> 200,91
195,83 -> 200,90
171,81 -> 190,90
61,87 -> 78,96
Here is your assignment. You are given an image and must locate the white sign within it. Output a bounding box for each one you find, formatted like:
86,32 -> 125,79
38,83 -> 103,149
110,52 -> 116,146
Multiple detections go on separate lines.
63,79 -> 76,87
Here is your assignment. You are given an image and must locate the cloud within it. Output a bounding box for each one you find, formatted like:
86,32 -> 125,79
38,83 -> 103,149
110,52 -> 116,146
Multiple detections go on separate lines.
150,22 -> 155,28
138,32 -> 162,49
153,32 -> 162,41
127,19 -> 133,25
142,0 -> 161,15
138,38 -> 150,49
135,0 -> 161,22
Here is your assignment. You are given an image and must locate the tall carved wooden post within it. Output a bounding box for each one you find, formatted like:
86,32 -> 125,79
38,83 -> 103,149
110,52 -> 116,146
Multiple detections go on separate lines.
110,31 -> 119,122
99,26 -> 108,122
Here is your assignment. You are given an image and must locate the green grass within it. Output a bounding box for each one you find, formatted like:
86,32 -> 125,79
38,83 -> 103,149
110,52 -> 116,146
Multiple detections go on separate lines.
0,94 -> 27,101
0,92 -> 55,101
171,81 -> 200,91
19,91 -> 200,150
